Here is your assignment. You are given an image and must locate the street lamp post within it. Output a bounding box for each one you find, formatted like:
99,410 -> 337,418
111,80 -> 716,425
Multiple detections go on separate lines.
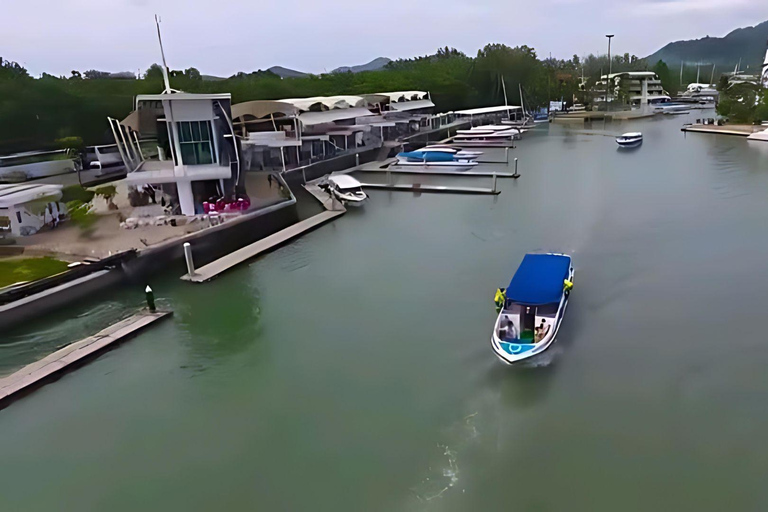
606,34 -> 614,109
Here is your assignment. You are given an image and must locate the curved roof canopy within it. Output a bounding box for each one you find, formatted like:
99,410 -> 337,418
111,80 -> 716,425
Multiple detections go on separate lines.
279,96 -> 367,111
506,254 -> 571,306
377,91 -> 429,102
231,100 -> 299,120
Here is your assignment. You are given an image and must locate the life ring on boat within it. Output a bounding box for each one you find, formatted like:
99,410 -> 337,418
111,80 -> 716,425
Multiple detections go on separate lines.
507,343 -> 523,354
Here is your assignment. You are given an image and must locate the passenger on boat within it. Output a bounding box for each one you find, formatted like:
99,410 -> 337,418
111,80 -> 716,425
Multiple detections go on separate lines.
494,288 -> 507,313
535,320 -> 550,342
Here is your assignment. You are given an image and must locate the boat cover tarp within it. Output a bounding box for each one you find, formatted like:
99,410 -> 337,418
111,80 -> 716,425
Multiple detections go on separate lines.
397,151 -> 455,162
507,254 -> 570,306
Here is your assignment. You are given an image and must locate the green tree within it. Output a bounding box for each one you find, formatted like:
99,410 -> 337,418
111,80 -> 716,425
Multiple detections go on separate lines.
144,63 -> 165,80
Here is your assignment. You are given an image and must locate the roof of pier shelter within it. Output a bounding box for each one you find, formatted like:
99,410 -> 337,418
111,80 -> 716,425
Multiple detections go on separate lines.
377,91 -> 429,102
390,99 -> 435,111
231,100 -> 300,121
298,107 -> 375,126
453,105 -> 522,116
0,184 -> 63,208
279,95 -> 367,111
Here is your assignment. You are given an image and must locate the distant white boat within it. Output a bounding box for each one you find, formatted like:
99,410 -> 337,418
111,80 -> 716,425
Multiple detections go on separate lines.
616,132 -> 643,147
0,150 -> 77,182
454,125 -> 522,146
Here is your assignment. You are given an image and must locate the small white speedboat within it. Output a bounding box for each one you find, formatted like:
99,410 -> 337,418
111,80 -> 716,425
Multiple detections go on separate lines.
616,132 -> 643,147
491,253 -> 574,365
320,174 -> 368,205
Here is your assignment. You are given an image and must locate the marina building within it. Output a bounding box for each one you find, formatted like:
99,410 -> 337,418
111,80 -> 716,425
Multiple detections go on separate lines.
108,92 -> 241,216
593,71 -> 670,107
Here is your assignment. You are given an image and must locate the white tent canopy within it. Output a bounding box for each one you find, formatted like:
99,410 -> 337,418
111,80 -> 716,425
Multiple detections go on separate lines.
0,184 -> 63,207
279,96 -> 366,112
377,91 -> 429,102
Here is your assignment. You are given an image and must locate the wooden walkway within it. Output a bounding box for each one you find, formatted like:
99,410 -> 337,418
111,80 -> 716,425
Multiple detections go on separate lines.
182,209 -> 345,282
0,310 -> 172,408
359,183 -> 500,195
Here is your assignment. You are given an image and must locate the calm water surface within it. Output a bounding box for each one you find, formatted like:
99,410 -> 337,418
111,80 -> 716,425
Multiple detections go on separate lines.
3,113 -> 768,511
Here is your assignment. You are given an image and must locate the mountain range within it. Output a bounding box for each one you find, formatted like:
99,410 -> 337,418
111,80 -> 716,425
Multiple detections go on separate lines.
266,57 -> 391,78
646,20 -> 768,73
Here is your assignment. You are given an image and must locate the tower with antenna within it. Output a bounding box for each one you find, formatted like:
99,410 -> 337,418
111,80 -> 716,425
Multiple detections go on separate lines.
106,16 -> 242,216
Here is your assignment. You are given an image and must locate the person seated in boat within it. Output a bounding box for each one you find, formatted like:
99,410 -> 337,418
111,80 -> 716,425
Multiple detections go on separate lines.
533,326 -> 541,343
535,320 -> 550,342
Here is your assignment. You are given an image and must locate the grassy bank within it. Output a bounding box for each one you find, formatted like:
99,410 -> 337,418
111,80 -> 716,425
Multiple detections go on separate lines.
0,257 -> 70,288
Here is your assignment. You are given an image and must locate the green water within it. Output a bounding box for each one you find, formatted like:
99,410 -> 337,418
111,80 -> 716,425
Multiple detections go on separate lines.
4,113 -> 768,510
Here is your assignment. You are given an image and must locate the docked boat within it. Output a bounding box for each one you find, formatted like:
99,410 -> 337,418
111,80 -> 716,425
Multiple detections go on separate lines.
616,132 -> 643,147
320,174 -> 368,205
419,145 -> 483,160
0,149 -> 77,183
395,151 -> 479,171
454,125 -> 522,146
491,253 -> 574,365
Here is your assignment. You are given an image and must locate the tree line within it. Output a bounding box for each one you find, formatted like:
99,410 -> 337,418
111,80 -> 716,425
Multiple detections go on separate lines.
0,45 -> 711,154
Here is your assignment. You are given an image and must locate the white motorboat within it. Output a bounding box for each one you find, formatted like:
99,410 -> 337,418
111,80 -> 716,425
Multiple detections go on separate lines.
491,253 -> 574,365
394,151 -> 478,171
454,125 -> 522,146
616,132 -> 643,147
320,175 -> 368,205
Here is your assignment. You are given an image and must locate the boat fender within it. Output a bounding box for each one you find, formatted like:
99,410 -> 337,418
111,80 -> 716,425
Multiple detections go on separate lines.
563,279 -> 573,293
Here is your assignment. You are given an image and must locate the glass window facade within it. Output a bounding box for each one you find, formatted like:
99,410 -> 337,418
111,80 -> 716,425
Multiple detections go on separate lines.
177,121 -> 215,165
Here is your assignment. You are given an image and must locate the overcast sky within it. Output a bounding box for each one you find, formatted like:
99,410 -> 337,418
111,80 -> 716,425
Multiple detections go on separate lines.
4,0 -> 768,77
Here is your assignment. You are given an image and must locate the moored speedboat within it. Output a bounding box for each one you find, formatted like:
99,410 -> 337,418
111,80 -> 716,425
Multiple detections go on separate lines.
616,132 -> 643,147
419,145 -> 483,160
320,174 -> 368,205
491,253 -> 574,365
394,151 -> 478,170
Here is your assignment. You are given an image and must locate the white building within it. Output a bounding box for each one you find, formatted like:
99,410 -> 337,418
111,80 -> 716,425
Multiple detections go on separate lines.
108,92 -> 240,216
594,71 -> 670,106
0,184 -> 66,236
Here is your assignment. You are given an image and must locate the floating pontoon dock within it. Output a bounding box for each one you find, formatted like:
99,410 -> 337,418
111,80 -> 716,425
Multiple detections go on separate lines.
0,310 -> 172,408
181,209 -> 345,282
358,183 -> 500,195
681,124 -> 760,137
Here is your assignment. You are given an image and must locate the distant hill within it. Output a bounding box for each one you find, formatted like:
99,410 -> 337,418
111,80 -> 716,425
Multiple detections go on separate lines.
331,57 -> 392,74
646,20 -> 768,72
201,74 -> 226,81
267,66 -> 309,79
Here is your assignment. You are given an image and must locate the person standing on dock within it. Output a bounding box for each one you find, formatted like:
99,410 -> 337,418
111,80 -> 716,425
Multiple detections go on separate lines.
267,174 -> 273,188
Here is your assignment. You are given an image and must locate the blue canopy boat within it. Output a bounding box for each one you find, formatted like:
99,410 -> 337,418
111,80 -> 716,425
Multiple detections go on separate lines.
491,253 -> 574,364
394,150 -> 478,171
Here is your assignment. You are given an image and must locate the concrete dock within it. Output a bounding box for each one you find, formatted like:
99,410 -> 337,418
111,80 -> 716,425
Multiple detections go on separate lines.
355,167 -> 517,178
681,124 -> 761,137
0,310 -> 172,408
182,209 -> 345,282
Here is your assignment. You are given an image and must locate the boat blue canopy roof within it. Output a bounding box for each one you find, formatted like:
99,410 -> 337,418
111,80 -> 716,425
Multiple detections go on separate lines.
506,254 -> 571,306
397,151 -> 455,162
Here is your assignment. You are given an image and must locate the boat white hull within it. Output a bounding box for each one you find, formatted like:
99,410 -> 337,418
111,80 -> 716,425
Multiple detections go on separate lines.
490,266 -> 573,365
394,159 -> 478,171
